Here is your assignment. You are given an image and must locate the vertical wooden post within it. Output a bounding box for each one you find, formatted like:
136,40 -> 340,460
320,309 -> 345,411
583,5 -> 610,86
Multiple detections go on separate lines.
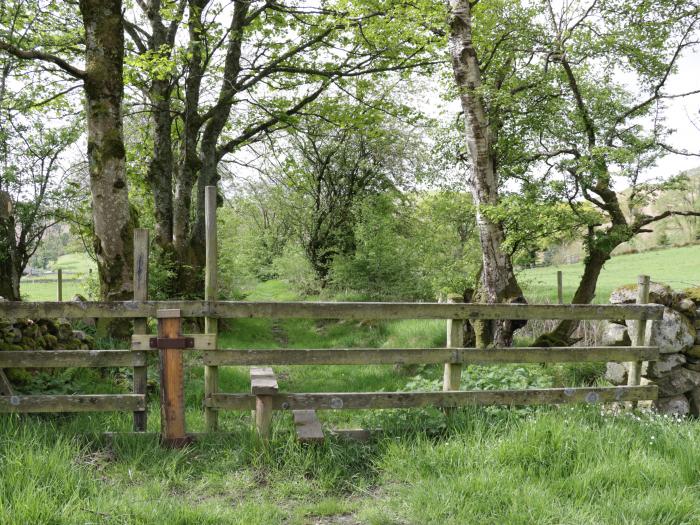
443,296 -> 463,391
557,271 -> 563,304
204,186 -> 219,431
158,309 -> 189,447
627,275 -> 651,405
132,228 -> 149,431
56,269 -> 63,301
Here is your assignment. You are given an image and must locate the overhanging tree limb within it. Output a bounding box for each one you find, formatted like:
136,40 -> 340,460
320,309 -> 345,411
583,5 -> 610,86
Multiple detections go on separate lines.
0,40 -> 86,79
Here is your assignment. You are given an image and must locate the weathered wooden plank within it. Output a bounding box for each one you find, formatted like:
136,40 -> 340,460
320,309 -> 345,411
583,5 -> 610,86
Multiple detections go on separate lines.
203,346 -> 659,366
0,350 -> 146,368
0,369 -> 13,395
293,410 -> 324,443
132,228 -> 149,432
206,385 -> 658,411
158,311 -> 188,446
131,333 -> 216,351
204,185 -> 219,432
628,275 -> 651,389
0,301 -> 664,321
443,297 -> 462,391
329,428 -> 381,441
0,394 -> 145,413
251,367 -> 278,395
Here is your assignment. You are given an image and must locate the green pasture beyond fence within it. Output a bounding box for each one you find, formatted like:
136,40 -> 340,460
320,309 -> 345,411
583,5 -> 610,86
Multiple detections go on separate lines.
0,187 -> 664,447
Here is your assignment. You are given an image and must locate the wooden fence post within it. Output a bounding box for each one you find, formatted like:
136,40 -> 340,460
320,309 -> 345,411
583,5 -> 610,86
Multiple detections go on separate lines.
627,275 -> 651,405
158,309 -> 189,447
557,271 -> 563,304
132,228 -> 149,431
56,269 -> 62,302
204,186 -> 219,432
443,296 -> 463,391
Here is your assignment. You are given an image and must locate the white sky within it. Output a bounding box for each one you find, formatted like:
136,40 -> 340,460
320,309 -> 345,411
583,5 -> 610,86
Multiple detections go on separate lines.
649,47 -> 700,179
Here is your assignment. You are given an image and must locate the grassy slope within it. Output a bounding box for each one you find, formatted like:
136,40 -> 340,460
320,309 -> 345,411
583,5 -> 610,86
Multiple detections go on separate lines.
3,280 -> 700,523
520,244 -> 700,303
20,252 -> 96,301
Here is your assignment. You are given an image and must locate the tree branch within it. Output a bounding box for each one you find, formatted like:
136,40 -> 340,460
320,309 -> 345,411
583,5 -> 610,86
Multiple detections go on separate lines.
0,40 -> 86,80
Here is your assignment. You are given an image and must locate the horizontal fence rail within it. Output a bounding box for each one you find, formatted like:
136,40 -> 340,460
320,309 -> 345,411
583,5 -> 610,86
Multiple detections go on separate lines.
206,385 -> 658,411
0,350 -> 145,368
0,394 -> 145,413
0,300 -> 665,320
203,346 -> 660,366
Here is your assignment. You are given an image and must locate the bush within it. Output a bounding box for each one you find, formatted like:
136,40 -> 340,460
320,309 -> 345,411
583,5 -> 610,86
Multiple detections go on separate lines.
271,244 -> 321,296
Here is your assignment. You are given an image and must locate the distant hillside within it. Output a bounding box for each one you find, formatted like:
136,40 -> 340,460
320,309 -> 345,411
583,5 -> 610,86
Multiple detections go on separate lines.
521,244 -> 700,303
543,167 -> 700,265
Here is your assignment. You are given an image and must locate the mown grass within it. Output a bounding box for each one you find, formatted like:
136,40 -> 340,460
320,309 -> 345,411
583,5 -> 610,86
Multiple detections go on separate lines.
3,279 -> 700,523
519,243 -> 700,302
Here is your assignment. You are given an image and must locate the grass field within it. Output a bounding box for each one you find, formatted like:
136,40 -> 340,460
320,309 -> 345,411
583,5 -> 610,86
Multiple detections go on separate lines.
20,253 -> 95,301
3,279 -> 700,524
519,244 -> 700,303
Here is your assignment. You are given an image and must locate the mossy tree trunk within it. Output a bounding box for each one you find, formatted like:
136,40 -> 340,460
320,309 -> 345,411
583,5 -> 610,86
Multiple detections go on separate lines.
80,0 -> 134,335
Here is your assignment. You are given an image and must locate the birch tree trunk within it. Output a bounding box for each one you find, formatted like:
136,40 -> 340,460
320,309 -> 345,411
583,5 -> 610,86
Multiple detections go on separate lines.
80,0 -> 134,306
448,0 -> 524,346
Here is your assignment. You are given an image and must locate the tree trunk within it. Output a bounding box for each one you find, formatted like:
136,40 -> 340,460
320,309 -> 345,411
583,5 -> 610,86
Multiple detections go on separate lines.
448,0 -> 524,346
0,219 -> 20,301
79,0 -> 134,319
149,80 -> 174,249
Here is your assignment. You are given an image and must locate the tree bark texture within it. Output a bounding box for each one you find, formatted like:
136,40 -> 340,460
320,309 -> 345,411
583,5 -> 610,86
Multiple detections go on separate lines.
448,0 -> 524,346
79,0 -> 134,304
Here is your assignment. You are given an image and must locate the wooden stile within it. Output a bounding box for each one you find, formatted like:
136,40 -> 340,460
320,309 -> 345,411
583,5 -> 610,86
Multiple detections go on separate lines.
293,410 -> 324,443
204,186 -> 219,431
251,367 -> 277,440
132,228 -> 149,431
157,309 -> 189,447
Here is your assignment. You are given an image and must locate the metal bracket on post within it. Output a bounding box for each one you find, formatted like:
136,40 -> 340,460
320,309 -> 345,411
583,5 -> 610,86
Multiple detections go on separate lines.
149,337 -> 194,349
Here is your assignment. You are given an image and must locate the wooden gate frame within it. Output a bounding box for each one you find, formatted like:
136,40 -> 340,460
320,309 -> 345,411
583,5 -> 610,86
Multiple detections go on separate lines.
0,186 -> 664,445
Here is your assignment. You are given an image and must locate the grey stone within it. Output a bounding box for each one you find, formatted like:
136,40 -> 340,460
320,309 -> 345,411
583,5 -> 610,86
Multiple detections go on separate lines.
647,353 -> 686,378
654,367 -> 700,397
72,330 -> 86,341
610,282 -> 673,306
677,298 -> 697,317
601,322 -> 630,346
605,362 -> 628,385
655,395 -> 690,416
627,307 -> 696,353
689,388 -> 700,417
686,362 -> 700,372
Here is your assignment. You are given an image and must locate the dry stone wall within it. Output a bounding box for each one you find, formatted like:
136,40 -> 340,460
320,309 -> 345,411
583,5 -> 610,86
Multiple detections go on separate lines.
604,284 -> 700,416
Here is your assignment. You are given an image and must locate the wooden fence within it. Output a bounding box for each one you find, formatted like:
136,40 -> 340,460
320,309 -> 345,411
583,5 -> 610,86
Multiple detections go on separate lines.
0,186 -> 664,445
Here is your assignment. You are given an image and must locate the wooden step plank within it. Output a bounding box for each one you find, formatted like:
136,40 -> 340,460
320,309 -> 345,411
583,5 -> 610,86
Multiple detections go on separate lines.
293,410 -> 324,443
206,385 -> 658,411
203,346 -> 659,366
250,367 -> 278,395
0,394 -> 145,413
